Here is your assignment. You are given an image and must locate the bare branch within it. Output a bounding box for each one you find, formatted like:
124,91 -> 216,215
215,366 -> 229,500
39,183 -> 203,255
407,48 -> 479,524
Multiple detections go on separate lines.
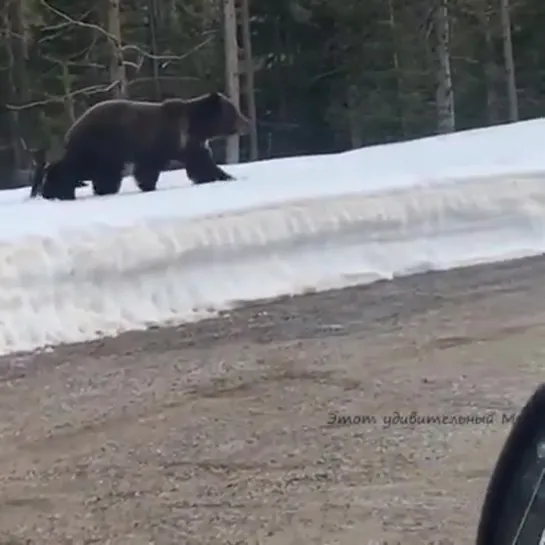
42,43 -> 97,65
123,59 -> 144,71
39,10 -> 93,37
122,34 -> 215,62
5,81 -> 119,110
43,54 -> 104,70
40,0 -> 109,39
39,0 -> 216,64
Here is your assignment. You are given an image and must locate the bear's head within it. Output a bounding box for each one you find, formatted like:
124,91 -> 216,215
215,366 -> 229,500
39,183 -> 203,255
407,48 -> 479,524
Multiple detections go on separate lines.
185,91 -> 249,142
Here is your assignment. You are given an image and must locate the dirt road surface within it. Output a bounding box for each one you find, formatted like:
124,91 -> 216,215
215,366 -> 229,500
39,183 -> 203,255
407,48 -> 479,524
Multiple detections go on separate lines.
1,255 -> 545,545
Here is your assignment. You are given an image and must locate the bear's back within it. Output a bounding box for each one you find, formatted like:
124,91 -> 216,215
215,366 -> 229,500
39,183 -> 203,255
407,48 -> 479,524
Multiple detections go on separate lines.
64,100 -> 164,161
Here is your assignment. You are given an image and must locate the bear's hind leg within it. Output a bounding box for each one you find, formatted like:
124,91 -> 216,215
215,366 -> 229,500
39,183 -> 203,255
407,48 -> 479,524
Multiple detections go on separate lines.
133,162 -> 161,192
92,163 -> 124,196
42,160 -> 77,201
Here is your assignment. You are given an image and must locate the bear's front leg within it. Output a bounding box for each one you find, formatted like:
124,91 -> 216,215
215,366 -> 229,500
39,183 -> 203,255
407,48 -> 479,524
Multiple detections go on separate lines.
91,162 -> 124,196
213,167 -> 235,181
184,145 -> 235,185
133,162 -> 161,192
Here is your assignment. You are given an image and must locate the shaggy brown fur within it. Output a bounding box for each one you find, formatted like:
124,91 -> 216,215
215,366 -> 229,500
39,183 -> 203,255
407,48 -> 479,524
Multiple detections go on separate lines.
30,92 -> 249,200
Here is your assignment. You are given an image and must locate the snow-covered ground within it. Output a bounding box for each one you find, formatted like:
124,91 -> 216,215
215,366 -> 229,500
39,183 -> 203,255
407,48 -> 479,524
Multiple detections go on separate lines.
2,118 -> 545,355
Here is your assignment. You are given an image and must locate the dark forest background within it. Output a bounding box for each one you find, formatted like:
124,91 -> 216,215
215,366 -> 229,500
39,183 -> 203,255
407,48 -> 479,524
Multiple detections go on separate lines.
0,0 -> 542,188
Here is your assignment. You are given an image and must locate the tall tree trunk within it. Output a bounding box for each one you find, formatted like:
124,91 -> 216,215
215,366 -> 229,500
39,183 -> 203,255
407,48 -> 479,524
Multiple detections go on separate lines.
240,0 -> 258,161
6,0 -> 31,168
107,0 -> 127,98
223,0 -> 240,163
483,8 -> 501,125
435,0 -> 455,133
386,0 -> 408,137
346,85 -> 363,149
147,0 -> 161,100
500,0 -> 518,121
59,63 -> 77,125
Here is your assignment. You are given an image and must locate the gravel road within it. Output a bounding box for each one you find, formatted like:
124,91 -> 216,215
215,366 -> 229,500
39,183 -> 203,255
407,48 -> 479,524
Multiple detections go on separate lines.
1,255 -> 544,544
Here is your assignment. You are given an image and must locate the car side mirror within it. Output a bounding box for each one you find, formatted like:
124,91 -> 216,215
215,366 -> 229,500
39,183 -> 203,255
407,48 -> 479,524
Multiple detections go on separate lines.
476,383 -> 545,545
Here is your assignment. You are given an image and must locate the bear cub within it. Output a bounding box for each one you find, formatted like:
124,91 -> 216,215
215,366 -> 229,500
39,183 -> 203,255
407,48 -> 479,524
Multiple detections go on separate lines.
30,92 -> 249,200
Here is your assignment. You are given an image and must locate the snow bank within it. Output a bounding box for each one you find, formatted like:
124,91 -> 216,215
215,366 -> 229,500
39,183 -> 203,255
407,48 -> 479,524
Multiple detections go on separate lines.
2,171 -> 545,355
3,118 -> 545,355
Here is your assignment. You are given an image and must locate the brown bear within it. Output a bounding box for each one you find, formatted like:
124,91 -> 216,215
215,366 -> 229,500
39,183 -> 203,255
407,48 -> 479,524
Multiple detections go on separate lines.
29,92 -> 249,200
